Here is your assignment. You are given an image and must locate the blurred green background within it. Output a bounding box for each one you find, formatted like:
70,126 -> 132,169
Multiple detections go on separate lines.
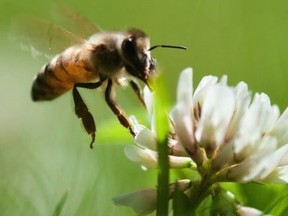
1,0 -> 288,215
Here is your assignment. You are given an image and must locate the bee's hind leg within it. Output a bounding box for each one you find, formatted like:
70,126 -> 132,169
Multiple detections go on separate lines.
105,78 -> 135,137
75,80 -> 104,89
72,87 -> 96,148
73,78 -> 106,148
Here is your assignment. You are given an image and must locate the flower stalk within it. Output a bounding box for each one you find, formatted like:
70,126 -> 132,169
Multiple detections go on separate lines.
153,76 -> 170,216
156,136 -> 170,216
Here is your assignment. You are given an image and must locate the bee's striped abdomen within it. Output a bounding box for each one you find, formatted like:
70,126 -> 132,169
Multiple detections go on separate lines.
31,55 -> 74,101
31,45 -> 99,101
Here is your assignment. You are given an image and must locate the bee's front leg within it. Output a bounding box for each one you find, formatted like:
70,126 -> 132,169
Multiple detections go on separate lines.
129,80 -> 146,107
72,86 -> 96,149
105,79 -> 135,137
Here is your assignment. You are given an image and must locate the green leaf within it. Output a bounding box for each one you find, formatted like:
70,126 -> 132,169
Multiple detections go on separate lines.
173,184 -> 193,216
53,191 -> 69,216
211,188 -> 239,216
267,193 -> 288,216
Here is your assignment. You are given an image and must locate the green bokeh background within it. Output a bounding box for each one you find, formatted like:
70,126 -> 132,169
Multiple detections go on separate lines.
1,0 -> 288,215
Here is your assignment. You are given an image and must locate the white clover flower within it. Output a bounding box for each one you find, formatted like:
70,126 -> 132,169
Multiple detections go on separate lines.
126,67 -> 288,184
171,68 -> 288,183
117,67 -> 288,215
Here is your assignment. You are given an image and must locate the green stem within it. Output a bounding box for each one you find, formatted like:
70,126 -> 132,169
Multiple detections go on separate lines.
153,74 -> 170,215
188,160 -> 215,214
156,136 -> 169,216
190,178 -> 213,210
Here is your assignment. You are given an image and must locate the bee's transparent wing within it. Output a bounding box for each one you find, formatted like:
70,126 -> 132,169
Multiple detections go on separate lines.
52,4 -> 101,38
10,16 -> 85,61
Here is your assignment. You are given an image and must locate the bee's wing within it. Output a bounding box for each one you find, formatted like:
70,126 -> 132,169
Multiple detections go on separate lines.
10,16 -> 85,61
52,4 -> 101,38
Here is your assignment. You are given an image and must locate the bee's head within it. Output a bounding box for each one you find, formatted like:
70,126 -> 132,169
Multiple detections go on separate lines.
122,29 -> 155,86
121,28 -> 187,87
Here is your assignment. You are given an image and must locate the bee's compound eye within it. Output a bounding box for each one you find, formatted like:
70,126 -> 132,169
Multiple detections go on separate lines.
149,58 -> 156,71
123,37 -> 136,56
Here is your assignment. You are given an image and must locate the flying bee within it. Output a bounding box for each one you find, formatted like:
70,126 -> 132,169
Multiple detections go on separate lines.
11,11 -> 187,148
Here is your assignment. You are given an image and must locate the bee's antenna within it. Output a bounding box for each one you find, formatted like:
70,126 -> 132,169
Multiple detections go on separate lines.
148,45 -> 187,51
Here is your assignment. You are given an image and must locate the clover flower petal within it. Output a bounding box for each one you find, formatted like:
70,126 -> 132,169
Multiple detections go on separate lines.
113,180 -> 191,215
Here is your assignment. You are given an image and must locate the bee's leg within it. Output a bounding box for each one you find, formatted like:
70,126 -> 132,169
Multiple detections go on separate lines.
75,80 -> 103,89
72,86 -> 96,149
105,78 -> 135,137
129,80 -> 146,107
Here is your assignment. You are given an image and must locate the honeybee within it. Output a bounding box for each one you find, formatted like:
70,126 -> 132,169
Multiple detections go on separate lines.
11,10 -> 186,148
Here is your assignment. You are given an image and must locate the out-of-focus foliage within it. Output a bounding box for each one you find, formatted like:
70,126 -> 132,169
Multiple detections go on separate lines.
1,0 -> 288,215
